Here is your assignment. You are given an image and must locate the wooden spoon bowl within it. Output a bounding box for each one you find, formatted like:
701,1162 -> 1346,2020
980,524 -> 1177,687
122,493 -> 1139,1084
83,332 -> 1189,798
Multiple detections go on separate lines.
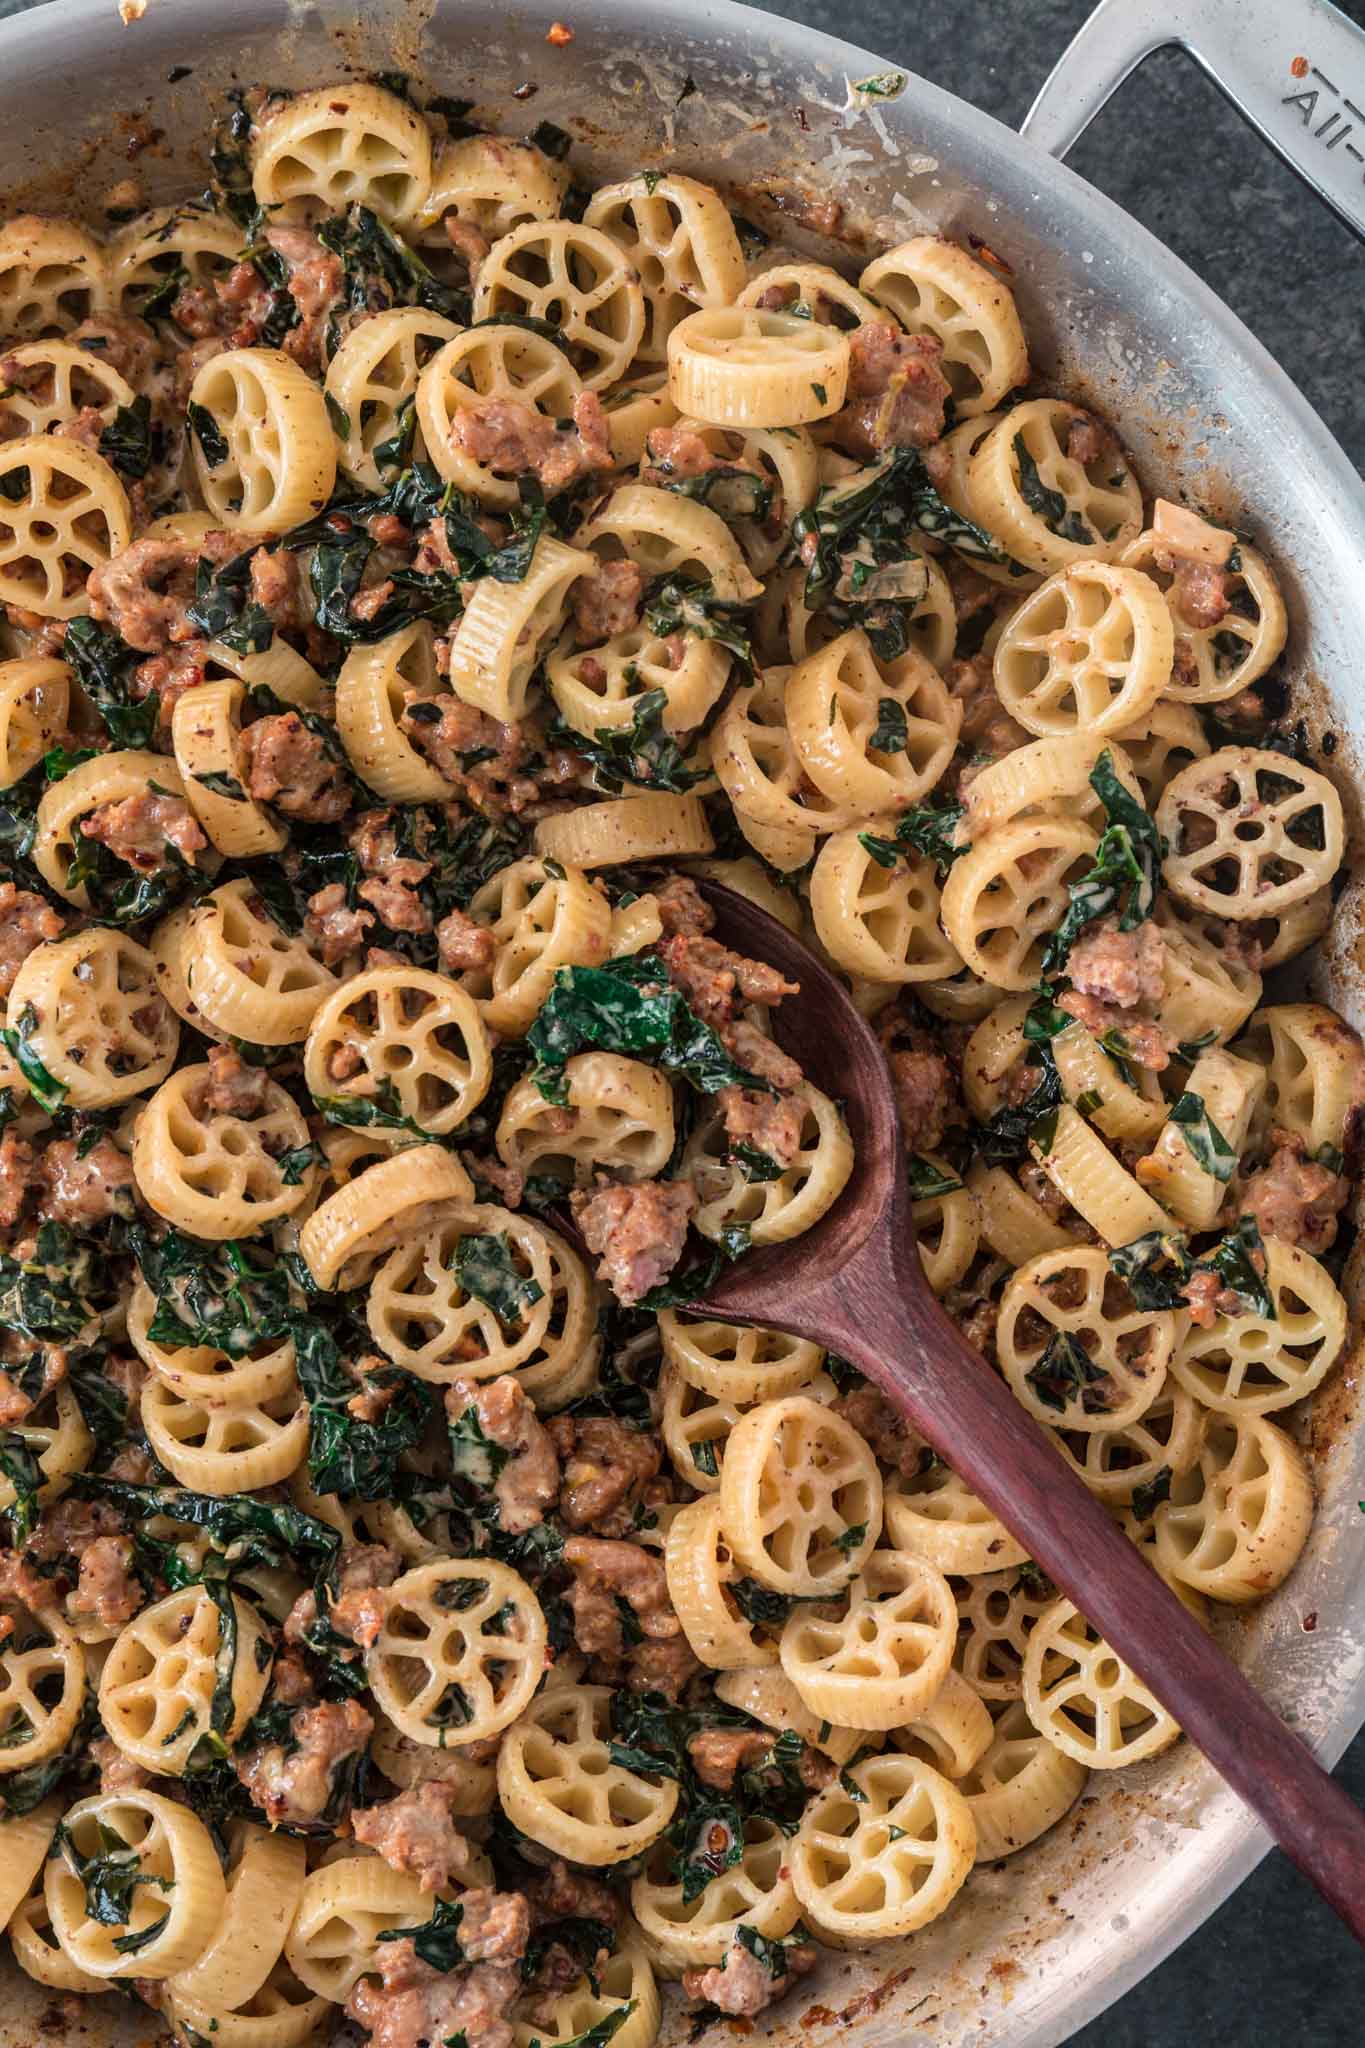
670,880 -> 1365,1939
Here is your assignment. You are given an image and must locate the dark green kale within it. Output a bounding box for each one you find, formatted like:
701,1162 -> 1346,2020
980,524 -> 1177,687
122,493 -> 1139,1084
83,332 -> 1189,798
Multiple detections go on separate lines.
551,690 -> 705,796
0,1220 -> 100,1339
0,1432 -> 41,1541
133,1229 -> 293,1357
660,465 -> 772,523
0,1695 -> 98,1816
51,1816 -> 175,1938
451,1233 -> 545,1328
1168,1091 -> 1237,1183
187,400 -> 229,469
858,794 -> 968,876
971,1045 -> 1062,1166
312,1077 -> 428,1140
377,1896 -> 466,1971
73,1475 -> 341,1576
1130,1466 -> 1173,1524
99,396 -> 154,480
1024,1331 -> 1113,1415
1041,749 -> 1163,973
292,1316 -> 431,1501
1108,1230 -> 1194,1311
317,203 -> 469,328
642,576 -> 753,665
527,954 -> 773,1107
1193,1215 -> 1276,1320
1014,436 -> 1094,547
186,546 -> 275,654
61,617 -> 159,750
904,1155 -> 965,1200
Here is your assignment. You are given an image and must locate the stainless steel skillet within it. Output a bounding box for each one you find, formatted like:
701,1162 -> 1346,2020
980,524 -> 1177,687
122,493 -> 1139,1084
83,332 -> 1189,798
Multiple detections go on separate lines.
0,0 -> 1361,2041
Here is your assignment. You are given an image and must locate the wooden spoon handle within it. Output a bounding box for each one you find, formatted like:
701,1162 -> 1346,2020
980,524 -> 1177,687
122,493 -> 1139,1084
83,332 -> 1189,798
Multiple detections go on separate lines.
794,1237 -> 1365,1941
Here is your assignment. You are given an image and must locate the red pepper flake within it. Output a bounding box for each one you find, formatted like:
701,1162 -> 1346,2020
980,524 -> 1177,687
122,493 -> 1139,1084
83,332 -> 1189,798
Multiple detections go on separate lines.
1302,1611 -> 1318,1632
547,20 -> 574,43
1290,55 -> 1309,78
967,232 -> 1015,276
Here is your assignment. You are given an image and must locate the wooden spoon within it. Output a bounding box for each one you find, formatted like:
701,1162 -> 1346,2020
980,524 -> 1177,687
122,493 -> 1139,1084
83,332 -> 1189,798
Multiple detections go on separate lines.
674,880 -> 1365,1940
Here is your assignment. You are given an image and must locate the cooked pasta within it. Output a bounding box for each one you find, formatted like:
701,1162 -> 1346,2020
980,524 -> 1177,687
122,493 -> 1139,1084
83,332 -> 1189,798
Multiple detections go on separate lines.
0,71 -> 1349,2048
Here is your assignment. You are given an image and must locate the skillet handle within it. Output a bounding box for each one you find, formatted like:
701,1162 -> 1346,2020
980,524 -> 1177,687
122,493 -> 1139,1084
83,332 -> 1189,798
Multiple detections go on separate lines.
1021,0 -> 1365,243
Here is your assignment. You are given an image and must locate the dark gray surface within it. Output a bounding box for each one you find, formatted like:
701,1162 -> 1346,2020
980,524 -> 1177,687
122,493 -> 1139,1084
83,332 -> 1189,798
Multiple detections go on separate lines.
0,0 -> 1360,2037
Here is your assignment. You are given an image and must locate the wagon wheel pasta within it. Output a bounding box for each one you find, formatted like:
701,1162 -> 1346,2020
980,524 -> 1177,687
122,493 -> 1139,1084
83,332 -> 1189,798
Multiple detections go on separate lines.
304,965 -> 492,1139
188,349 -> 336,531
326,306 -> 462,490
367,1557 -> 546,1745
475,221 -> 645,388
496,1685 -> 679,1863
6,927 -> 178,1108
98,1585 -> 272,1774
251,82 -> 434,224
859,235 -> 1030,413
791,1752 -> 975,1940
0,81 -> 1348,2046
992,561 -> 1173,736
46,1791 -> 226,1978
1157,746 -> 1344,919
0,434 -> 130,617
416,325 -> 582,507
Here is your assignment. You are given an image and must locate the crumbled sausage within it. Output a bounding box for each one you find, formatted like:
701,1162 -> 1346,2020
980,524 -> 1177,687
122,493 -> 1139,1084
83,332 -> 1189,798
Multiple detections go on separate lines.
201,1044 -> 271,1118
437,905 -> 497,975
69,1534 -> 142,1627
687,1728 -> 778,1790
1054,992 -> 1174,1070
654,875 -> 714,940
235,1698 -> 373,1826
1064,411 -> 1116,467
347,1944 -> 520,2048
446,1376 -> 560,1534
880,1013 -> 963,1152
359,870 -> 434,934
1240,1138 -> 1350,1255
80,791 -> 207,871
659,934 -> 798,1031
1169,558 -> 1230,630
92,1735 -> 151,1796
443,216 -> 492,280
241,712 -> 352,822
683,1934 -> 818,2016
351,1782 -> 482,1892
572,559 -> 644,645
1065,918 -> 1165,1010
836,322 -> 951,454
546,1413 -> 660,1536
0,1130 -> 33,1229
717,1083 -> 804,1168
561,1535 -> 685,1659
570,1177 -> 697,1305
447,389 -> 613,495
87,531 -> 236,653
525,1858 -> 624,1930
400,696 -> 539,816
305,882 -> 375,967
34,1135 -> 135,1227
0,883 -> 64,999
834,1385 -> 926,1478
1180,1266 -> 1251,1329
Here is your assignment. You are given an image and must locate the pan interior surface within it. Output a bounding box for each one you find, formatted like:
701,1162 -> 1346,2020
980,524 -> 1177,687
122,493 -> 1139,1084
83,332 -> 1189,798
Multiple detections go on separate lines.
0,3 -> 1361,2044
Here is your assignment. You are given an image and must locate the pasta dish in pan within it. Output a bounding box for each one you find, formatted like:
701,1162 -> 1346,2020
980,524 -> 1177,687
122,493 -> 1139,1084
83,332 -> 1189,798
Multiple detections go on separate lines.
0,74 -> 1352,2048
